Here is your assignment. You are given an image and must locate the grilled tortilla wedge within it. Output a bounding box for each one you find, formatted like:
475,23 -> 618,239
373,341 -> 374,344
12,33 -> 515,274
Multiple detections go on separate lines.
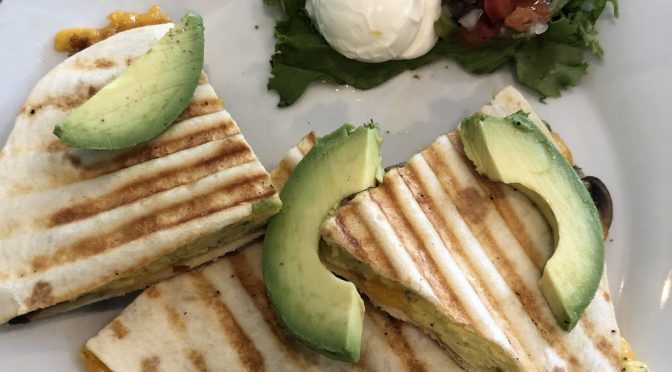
83,242 -> 474,372
0,24 -> 280,324
82,136 -> 474,372
320,87 -> 622,371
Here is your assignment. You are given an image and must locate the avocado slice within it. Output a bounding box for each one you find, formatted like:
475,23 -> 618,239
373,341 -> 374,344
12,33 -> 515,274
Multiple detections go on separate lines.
459,112 -> 604,331
263,124 -> 383,362
54,13 -> 204,150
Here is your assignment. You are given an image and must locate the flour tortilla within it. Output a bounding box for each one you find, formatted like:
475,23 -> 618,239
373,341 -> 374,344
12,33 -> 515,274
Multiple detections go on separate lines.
320,86 -> 622,371
0,24 -> 280,324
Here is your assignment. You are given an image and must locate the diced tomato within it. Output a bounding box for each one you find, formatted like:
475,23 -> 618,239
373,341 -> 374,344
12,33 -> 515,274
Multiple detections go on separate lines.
484,0 -> 517,22
459,20 -> 499,46
504,7 -> 546,32
459,0 -> 552,47
520,0 -> 551,20
505,0 -> 551,31
516,0 -> 551,14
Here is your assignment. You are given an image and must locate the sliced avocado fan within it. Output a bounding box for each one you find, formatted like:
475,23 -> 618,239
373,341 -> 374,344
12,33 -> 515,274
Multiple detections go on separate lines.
459,113 -> 604,331
54,12 -> 204,150
263,123 -> 383,362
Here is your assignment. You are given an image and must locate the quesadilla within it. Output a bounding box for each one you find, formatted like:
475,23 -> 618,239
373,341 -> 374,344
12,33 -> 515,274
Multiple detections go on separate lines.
0,24 -> 281,324
83,242 -> 471,372
319,86 -> 623,371
82,136 -> 470,372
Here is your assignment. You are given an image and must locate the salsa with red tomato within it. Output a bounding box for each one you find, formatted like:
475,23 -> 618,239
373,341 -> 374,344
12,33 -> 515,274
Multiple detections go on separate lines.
447,0 -> 552,46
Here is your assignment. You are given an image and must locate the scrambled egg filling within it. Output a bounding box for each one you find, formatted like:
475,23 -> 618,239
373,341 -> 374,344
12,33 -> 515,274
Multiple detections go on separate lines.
54,5 -> 171,54
621,337 -> 650,372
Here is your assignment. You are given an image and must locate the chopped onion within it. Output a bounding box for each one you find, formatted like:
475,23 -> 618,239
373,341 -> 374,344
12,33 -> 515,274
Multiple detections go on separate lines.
458,9 -> 483,30
532,22 -> 549,35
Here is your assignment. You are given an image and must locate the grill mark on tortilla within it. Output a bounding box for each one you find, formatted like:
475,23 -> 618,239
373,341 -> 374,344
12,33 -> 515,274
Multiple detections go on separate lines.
189,271 -> 265,372
486,183 -> 545,271
441,136 -> 598,365
370,311 -> 427,372
145,286 -> 161,299
269,161 -> 293,190
23,79 -> 213,120
339,200 -> 398,277
228,252 -> 312,368
25,280 -> 54,309
579,311 -> 621,368
424,138 -> 579,365
270,132 -> 316,190
67,118 -> 239,178
447,133 -> 545,270
30,173 -> 273,273
49,141 -> 252,226
401,162 -> 538,365
369,174 -> 469,321
74,58 -> 118,70
595,336 -> 621,368
399,161 -> 552,368
296,132 -> 316,155
332,212 -> 371,266
22,82 -> 103,113
164,304 -> 187,334
110,319 -> 129,339
140,356 -> 160,372
94,58 -> 115,69
177,97 -> 224,122
403,161 -> 517,328
87,85 -> 99,97
185,348 -> 209,372
47,140 -> 68,152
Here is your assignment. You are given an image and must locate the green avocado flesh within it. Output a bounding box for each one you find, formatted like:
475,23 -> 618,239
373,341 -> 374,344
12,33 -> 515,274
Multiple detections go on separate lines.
459,113 -> 604,331
54,13 -> 204,150
262,124 -> 383,362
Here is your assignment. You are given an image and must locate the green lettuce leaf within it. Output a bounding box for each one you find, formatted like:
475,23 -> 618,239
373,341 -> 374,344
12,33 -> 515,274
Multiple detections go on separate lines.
511,0 -> 618,97
514,39 -> 588,97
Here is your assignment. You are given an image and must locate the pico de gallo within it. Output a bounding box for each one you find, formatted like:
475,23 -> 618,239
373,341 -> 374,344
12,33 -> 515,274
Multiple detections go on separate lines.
447,0 -> 553,46
263,0 -> 618,106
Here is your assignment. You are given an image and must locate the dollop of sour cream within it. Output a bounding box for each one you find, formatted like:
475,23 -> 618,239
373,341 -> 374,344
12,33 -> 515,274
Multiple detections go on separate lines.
305,0 -> 442,63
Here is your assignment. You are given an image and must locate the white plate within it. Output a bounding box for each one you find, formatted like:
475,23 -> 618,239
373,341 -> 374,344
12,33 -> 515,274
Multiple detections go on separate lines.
0,0 -> 669,370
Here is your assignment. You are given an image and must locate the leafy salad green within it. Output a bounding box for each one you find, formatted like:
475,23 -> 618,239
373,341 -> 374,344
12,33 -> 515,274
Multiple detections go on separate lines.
264,0 -> 618,106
